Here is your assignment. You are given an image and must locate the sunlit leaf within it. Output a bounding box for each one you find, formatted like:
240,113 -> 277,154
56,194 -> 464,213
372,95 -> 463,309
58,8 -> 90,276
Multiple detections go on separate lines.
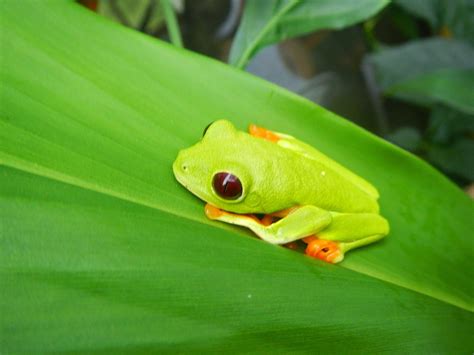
1,1 -> 473,352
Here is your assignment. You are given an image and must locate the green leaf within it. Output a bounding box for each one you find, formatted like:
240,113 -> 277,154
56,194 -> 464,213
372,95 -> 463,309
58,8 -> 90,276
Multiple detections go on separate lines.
229,0 -> 390,68
394,0 -> 474,44
394,0 -> 439,28
98,0 -> 165,33
1,1 -> 473,352
3,166 -> 473,353
161,0 -> 183,47
424,105 -> 474,180
386,126 -> 422,151
368,38 -> 474,113
387,68 -> 474,114
428,105 -> 474,144
427,139 -> 474,181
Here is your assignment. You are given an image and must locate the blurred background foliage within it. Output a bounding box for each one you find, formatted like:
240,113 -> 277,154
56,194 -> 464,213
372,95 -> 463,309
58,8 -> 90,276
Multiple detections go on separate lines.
79,0 -> 473,188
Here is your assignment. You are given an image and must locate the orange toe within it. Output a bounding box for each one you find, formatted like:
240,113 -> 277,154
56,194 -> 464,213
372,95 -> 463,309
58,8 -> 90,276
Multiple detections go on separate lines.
302,235 -> 316,244
305,239 -> 341,263
260,214 -> 274,226
205,204 -> 224,219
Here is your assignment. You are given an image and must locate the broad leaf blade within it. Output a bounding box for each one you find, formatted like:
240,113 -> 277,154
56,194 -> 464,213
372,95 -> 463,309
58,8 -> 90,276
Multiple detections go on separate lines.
2,167 -> 473,353
1,1 -> 473,352
229,0 -> 389,68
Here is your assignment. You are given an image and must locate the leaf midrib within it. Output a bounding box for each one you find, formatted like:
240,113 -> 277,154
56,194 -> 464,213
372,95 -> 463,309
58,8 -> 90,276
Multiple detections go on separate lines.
1,155 -> 472,313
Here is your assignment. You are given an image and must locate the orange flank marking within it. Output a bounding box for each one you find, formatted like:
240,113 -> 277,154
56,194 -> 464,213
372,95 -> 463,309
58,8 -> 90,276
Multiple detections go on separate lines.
305,238 -> 341,263
284,242 -> 299,250
249,124 -> 280,143
247,214 -> 263,224
205,204 -> 224,219
260,214 -> 273,226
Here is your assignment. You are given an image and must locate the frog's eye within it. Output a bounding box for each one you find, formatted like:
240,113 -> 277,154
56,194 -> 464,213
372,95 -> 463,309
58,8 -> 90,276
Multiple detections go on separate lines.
212,172 -> 242,200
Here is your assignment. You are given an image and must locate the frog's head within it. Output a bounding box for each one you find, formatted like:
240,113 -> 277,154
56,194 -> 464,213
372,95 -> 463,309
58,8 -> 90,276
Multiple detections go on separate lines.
173,120 -> 262,213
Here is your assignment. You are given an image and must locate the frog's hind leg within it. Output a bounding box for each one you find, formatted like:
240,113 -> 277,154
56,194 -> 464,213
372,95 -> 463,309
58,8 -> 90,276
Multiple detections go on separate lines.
304,234 -> 385,263
303,237 -> 342,263
304,212 -> 389,263
341,234 -> 386,254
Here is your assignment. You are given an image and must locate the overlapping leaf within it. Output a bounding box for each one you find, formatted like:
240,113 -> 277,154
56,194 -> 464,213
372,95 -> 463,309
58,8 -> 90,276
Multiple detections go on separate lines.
368,38 -> 474,113
394,0 -> 474,44
229,0 -> 390,68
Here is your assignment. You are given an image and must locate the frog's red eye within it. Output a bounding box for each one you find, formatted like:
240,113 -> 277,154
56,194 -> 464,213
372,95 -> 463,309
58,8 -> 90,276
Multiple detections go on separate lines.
212,172 -> 242,200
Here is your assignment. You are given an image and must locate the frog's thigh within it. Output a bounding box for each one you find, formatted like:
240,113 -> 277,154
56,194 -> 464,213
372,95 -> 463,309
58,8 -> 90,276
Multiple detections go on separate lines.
262,205 -> 332,244
206,204 -> 332,245
318,213 -> 389,242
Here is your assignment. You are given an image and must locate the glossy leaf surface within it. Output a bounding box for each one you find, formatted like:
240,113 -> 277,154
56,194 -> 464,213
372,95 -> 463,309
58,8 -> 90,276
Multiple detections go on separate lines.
1,1 -> 473,352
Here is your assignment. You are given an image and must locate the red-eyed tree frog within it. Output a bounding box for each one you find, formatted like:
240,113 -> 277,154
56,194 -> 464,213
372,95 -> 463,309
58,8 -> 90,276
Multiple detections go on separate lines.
173,120 -> 389,263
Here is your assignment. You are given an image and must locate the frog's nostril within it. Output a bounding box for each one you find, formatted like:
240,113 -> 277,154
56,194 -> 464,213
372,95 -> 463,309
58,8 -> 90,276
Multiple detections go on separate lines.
182,165 -> 188,171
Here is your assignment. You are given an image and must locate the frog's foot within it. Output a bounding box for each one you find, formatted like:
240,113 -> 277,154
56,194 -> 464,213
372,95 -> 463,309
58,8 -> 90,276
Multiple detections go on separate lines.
205,203 -> 260,223
204,203 -> 225,219
205,204 -> 293,227
304,236 -> 343,263
205,203 -> 332,247
249,124 -> 281,143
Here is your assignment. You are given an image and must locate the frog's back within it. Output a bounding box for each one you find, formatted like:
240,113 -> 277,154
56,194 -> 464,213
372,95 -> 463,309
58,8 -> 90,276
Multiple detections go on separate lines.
288,150 -> 380,213
242,133 -> 380,214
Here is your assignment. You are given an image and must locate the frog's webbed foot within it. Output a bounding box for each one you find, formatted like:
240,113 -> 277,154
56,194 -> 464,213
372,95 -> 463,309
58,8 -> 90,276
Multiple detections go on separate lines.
303,236 -> 343,263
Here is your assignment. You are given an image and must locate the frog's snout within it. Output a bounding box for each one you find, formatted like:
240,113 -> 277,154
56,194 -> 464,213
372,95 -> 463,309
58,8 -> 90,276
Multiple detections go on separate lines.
173,151 -> 188,177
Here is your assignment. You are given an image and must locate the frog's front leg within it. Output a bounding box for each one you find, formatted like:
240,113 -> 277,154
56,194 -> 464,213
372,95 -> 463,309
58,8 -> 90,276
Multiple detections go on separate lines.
205,204 -> 332,245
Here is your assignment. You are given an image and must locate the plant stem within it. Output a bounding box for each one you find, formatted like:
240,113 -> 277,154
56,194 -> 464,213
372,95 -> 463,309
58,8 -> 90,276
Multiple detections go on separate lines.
235,0 -> 299,69
161,0 -> 183,48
